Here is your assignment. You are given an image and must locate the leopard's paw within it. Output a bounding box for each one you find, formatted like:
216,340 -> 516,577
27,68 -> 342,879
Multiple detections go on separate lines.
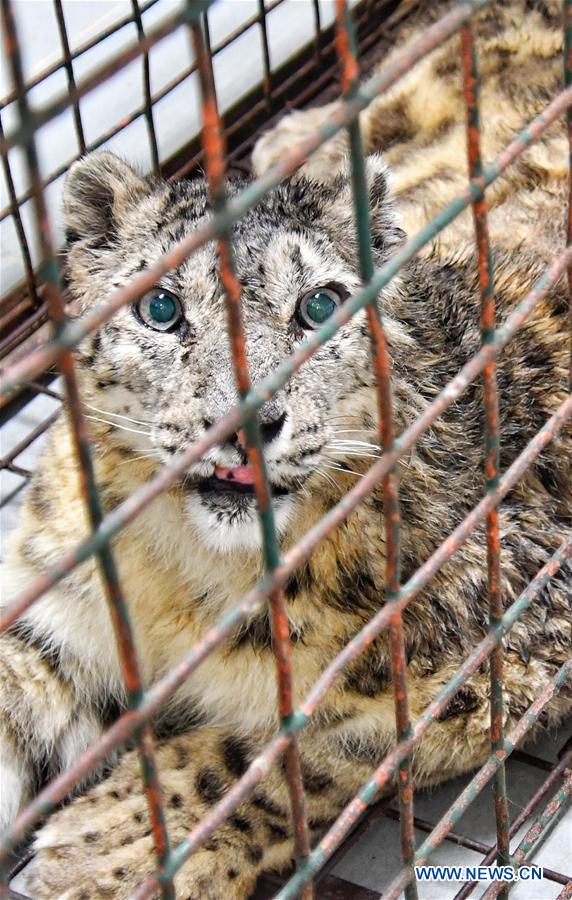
21,760 -> 259,899
251,102 -> 348,181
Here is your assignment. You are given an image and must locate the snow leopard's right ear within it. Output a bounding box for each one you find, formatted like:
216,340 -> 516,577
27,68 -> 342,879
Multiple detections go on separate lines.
63,151 -> 149,247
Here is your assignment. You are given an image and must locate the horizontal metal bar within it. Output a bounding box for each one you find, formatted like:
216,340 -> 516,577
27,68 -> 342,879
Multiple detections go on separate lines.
453,748 -> 572,898
1,247 -> 568,636
381,677 -> 572,900
479,772 -> 572,900
0,0 -> 495,402
1,0 -> 216,153
3,80 -> 569,404
0,408 -> 60,468
279,660 -> 572,900
0,0 -> 289,224
2,434 -> 568,865
3,461 -> 31,478
0,0 -> 160,109
139,653 -> 572,898
377,805 -> 572,886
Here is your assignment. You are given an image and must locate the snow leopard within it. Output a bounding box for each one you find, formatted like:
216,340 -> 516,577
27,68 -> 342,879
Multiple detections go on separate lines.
1,0 -> 570,897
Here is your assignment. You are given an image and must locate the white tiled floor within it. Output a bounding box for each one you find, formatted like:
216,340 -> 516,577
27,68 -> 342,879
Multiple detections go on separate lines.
331,727 -> 572,898
2,391 -> 571,899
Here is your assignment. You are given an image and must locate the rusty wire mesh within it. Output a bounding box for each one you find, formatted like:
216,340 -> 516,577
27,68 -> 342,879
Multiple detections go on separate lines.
0,0 -> 571,898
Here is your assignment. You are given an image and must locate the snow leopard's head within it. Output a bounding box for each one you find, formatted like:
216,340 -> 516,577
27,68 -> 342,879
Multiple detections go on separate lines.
64,151 -> 405,552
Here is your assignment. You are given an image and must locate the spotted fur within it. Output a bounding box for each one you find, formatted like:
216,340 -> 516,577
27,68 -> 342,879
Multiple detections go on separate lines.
1,1 -> 571,897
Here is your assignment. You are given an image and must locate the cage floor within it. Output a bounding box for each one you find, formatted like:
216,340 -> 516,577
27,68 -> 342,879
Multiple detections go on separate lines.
2,389 -> 571,898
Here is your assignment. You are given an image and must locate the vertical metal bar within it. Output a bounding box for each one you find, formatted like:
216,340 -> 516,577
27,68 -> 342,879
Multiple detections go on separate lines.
453,747 -> 572,899
201,9 -> 217,106
257,0 -> 273,109
53,0 -> 86,155
565,0 -> 572,389
188,17 -> 313,897
334,4 -> 417,899
0,115 -> 37,303
479,771 -> 572,900
131,0 -> 160,173
380,661 -> 572,900
459,23 -> 511,888
311,0 -> 323,61
0,3 -> 174,894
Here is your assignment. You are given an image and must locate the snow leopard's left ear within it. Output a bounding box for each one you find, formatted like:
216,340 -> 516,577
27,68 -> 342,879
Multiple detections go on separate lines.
63,151 -> 150,247
293,153 -> 405,263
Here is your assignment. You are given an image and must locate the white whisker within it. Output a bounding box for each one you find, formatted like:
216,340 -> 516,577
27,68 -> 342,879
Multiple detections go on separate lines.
326,450 -> 381,460
315,469 -> 340,491
85,414 -> 152,437
83,401 -> 152,427
321,462 -> 365,479
118,453 -> 160,466
326,440 -> 381,456
330,433 -> 380,446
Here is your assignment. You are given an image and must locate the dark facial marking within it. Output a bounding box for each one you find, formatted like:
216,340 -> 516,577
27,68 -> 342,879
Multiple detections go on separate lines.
245,844 -> 264,865
8,621 -> 68,684
169,793 -> 184,809
251,792 -> 287,820
434,55 -> 459,78
221,735 -> 251,777
196,769 -> 225,805
98,692 -> 124,729
230,612 -> 273,650
309,818 -> 334,831
28,479 -> 50,518
344,656 -> 390,698
174,743 -> 191,770
229,813 -> 252,834
330,566 -> 381,614
437,687 -> 480,721
284,563 -> 314,600
267,822 -> 288,843
301,764 -> 334,795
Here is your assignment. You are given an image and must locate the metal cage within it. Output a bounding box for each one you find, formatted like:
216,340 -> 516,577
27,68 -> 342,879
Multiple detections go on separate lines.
0,0 -> 571,898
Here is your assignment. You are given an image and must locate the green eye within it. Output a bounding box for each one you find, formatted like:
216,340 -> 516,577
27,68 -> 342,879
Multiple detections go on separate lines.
136,289 -> 182,332
297,288 -> 342,329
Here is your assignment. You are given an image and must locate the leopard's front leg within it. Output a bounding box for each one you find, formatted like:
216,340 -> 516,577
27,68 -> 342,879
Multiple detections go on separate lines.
23,725 -> 363,900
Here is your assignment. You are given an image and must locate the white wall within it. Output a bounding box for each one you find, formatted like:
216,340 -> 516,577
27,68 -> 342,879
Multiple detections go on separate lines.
1,0 -> 356,295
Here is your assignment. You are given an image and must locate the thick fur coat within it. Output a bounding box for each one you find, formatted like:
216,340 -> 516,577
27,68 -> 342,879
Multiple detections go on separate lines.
1,1 -> 570,897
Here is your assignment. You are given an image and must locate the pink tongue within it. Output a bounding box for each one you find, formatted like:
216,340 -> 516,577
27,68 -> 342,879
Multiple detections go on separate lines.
214,465 -> 255,485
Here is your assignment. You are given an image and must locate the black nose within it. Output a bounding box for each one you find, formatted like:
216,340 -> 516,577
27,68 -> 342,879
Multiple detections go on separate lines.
203,411 -> 286,449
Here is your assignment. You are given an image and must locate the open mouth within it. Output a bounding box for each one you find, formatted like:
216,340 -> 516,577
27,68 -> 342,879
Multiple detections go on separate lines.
197,465 -> 290,498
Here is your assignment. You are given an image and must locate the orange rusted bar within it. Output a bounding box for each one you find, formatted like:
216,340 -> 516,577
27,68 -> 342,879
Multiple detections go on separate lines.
189,18 -> 313,895
1,3 -> 174,893
1,4 -> 571,898
334,2 -> 417,895
460,22 -> 511,886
